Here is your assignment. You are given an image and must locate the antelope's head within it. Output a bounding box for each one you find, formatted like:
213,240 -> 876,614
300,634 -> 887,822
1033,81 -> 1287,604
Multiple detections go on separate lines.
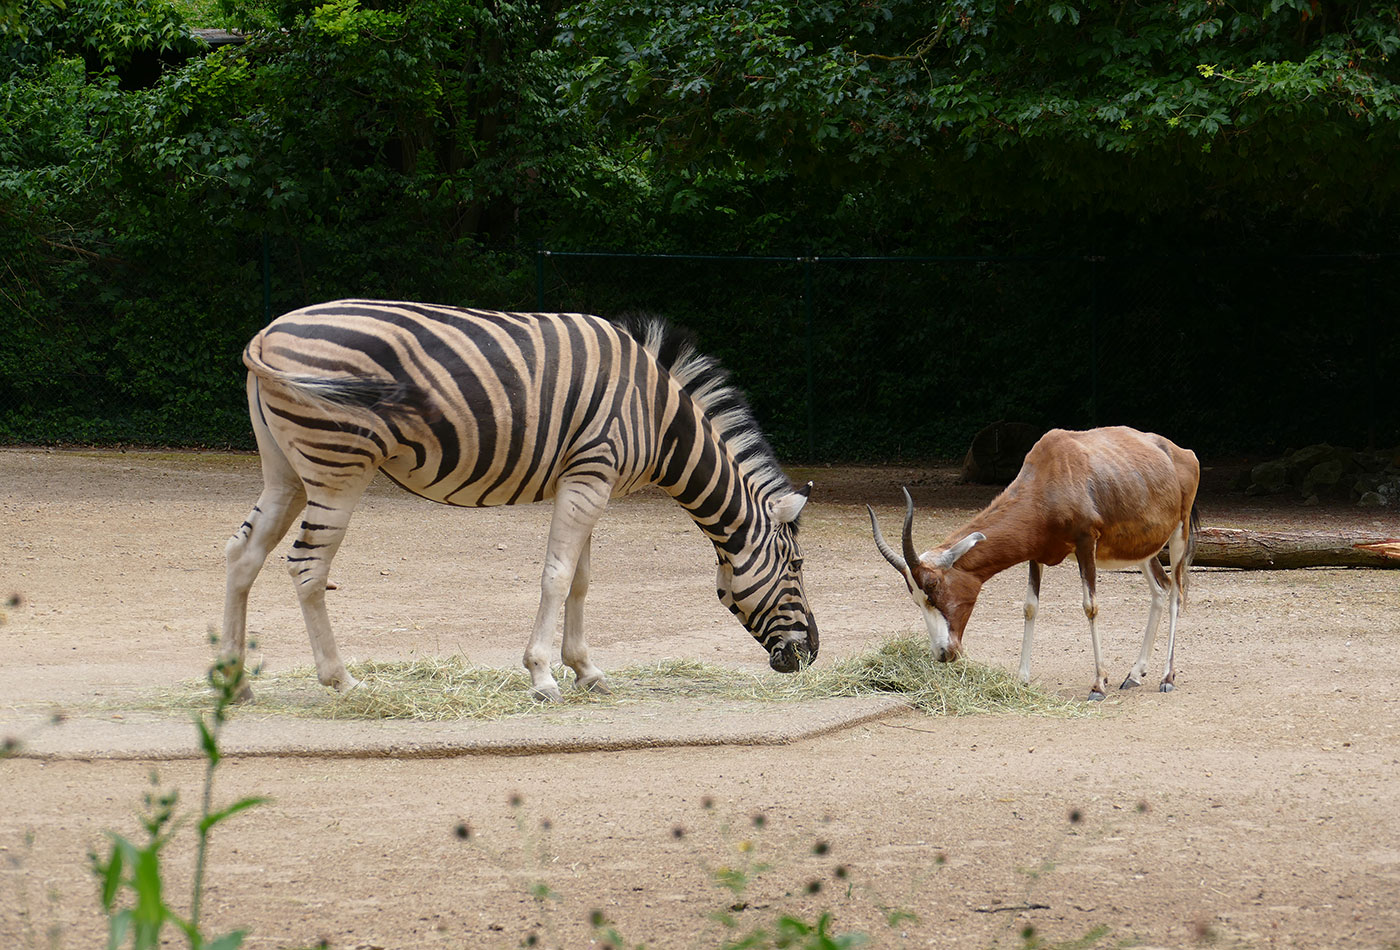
717,481 -> 818,673
868,487 -> 985,662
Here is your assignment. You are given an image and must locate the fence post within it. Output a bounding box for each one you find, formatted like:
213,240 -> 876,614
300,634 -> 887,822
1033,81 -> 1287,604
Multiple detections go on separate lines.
802,256 -> 816,459
261,230 -> 272,323
1088,256 -> 1102,426
536,242 -> 546,311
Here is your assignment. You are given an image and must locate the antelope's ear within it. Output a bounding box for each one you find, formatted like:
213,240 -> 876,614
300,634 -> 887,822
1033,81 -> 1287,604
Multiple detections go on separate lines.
934,532 -> 985,569
771,481 -> 813,524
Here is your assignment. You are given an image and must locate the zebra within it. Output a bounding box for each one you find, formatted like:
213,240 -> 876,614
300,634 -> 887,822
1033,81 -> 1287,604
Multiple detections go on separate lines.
221,299 -> 818,702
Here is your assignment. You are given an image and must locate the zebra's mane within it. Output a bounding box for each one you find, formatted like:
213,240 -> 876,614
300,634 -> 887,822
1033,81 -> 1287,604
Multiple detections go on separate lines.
614,314 -> 793,504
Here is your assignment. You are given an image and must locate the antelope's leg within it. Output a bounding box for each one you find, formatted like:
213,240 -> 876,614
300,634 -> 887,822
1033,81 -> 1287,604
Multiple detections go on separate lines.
1018,561 -> 1043,684
286,477 -> 373,693
525,476 -> 612,702
1077,539 -> 1109,701
1122,558 -> 1168,689
1160,521 -> 1191,692
562,532 -> 610,693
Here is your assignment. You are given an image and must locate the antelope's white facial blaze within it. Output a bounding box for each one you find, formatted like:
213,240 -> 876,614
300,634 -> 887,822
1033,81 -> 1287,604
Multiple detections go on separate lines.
919,598 -> 954,661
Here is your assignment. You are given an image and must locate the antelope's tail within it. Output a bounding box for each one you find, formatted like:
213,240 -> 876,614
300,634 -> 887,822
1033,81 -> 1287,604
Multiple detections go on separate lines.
1180,503 -> 1201,610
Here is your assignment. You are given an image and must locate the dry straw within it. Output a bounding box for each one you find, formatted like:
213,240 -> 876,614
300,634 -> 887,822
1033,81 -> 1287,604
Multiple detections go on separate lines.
149,636 -> 1085,721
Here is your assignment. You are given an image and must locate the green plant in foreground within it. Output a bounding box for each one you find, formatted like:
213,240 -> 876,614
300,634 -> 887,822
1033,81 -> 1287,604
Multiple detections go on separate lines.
90,653 -> 267,950
585,804 -> 877,950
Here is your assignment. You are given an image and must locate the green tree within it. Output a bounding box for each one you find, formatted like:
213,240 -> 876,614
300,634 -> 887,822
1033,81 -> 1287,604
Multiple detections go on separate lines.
560,0 -> 1400,224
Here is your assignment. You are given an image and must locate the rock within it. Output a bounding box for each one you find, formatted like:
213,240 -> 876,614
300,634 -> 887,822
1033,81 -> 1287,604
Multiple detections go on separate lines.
961,421 -> 1042,485
1301,459 -> 1347,498
1358,491 -> 1386,507
1247,458 -> 1289,495
1288,444 -> 1339,474
1244,445 -> 1400,506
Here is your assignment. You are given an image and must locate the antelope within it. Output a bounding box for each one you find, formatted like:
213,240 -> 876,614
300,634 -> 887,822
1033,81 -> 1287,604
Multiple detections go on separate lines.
869,426 -> 1200,700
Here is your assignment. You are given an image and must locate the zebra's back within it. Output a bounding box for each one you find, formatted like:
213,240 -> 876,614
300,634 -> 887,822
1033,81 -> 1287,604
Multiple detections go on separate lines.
247,299 -> 666,507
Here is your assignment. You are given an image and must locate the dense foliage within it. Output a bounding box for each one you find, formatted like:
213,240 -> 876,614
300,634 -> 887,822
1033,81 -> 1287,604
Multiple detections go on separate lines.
560,0 -> 1400,239
1,0 -> 1397,455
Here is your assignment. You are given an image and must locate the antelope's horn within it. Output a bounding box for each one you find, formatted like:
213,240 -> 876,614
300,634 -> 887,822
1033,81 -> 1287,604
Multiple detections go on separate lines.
900,486 -> 921,571
867,505 -> 907,572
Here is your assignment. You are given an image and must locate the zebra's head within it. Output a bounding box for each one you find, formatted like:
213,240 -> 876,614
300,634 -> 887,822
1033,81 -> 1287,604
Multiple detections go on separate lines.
716,482 -> 818,673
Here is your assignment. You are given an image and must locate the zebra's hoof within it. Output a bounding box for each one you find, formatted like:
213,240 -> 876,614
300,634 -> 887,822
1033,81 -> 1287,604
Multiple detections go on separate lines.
1120,676 -> 1141,690
578,676 -> 611,695
1087,690 -> 1106,702
1159,681 -> 1175,693
531,684 -> 564,703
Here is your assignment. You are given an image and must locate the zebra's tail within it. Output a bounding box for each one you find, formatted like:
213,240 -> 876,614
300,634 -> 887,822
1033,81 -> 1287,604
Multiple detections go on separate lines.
242,339 -> 432,418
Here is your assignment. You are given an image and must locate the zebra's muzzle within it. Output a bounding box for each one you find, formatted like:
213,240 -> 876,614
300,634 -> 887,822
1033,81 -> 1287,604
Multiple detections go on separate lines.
767,615 -> 817,673
768,642 -> 804,673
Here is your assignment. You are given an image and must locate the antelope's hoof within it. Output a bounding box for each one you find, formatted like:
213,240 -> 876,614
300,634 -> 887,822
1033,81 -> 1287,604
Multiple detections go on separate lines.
1087,690 -> 1106,702
1159,681 -> 1176,693
324,673 -> 360,693
530,684 -> 564,703
1120,676 -> 1142,690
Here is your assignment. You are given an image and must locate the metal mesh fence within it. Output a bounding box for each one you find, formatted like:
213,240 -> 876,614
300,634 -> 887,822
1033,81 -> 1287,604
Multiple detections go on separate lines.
534,250 -> 1398,460
2,242 -> 1395,461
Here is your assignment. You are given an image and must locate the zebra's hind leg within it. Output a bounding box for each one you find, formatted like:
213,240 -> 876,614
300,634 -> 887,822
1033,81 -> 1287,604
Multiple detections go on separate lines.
525,475 -> 612,702
286,478 -> 375,693
222,391 -> 307,701
562,532 -> 610,694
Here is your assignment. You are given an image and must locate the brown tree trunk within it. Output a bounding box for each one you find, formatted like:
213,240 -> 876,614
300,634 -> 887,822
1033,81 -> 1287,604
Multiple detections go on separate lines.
1177,527 -> 1400,569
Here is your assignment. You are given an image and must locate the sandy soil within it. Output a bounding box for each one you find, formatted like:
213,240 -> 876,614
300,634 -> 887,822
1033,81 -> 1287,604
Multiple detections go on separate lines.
1,448 -> 1398,950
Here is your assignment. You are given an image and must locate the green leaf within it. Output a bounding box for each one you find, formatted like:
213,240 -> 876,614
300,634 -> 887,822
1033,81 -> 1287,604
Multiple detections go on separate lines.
97,842 -> 125,910
106,909 -> 133,950
199,796 -> 270,835
205,930 -> 250,950
195,714 -> 220,767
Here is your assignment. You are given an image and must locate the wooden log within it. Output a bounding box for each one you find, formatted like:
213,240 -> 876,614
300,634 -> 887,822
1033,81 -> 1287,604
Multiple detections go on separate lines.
1173,527 -> 1400,569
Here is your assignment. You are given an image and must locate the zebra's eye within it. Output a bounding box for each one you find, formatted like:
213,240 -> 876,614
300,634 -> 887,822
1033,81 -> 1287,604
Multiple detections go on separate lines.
790,557 -> 804,572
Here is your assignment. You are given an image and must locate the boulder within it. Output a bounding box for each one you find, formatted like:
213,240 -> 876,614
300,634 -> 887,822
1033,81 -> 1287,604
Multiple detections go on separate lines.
1247,458 -> 1289,495
961,421 -> 1042,485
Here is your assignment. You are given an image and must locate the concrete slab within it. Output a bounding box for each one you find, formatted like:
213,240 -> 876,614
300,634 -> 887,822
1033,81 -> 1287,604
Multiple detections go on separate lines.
2,695 -> 908,761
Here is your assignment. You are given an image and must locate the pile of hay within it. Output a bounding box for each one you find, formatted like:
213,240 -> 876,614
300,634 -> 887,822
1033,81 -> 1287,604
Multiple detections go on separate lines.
151,636 -> 1083,721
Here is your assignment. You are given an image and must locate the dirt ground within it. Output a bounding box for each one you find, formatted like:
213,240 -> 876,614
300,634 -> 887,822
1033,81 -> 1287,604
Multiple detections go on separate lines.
1,447 -> 1398,950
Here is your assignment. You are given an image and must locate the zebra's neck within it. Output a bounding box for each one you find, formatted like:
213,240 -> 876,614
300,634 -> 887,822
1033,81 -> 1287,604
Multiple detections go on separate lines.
652,392 -> 781,555
617,313 -> 790,555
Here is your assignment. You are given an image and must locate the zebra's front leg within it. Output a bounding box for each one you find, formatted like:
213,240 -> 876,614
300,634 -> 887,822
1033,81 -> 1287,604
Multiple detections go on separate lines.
562,532 -> 610,694
525,477 -> 612,702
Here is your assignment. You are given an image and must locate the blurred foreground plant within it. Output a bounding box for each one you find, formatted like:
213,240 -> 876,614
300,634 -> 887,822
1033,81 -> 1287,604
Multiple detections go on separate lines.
90,652 -> 267,950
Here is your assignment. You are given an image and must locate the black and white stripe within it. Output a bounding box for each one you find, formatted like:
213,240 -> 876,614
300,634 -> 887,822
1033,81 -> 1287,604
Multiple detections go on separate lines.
221,299 -> 817,701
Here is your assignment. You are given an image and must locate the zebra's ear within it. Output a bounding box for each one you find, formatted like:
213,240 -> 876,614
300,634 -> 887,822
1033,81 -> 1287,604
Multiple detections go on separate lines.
771,482 -> 812,524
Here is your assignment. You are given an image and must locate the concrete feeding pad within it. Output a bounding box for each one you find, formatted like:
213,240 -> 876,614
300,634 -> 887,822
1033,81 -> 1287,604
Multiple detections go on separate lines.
3,695 -> 908,761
